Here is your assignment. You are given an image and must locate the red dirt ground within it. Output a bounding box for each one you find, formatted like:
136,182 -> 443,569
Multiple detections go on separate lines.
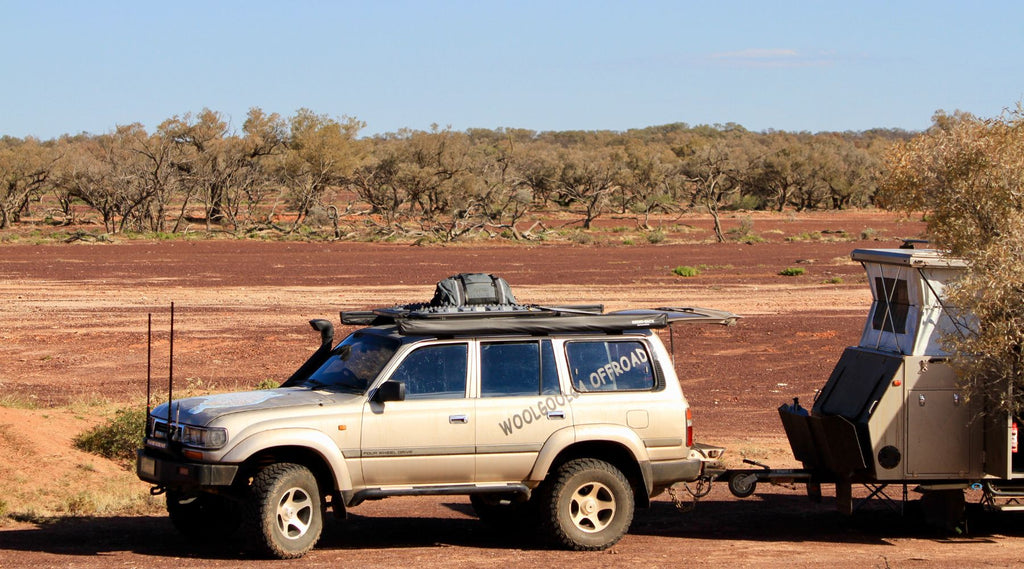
2,211 -> 1023,567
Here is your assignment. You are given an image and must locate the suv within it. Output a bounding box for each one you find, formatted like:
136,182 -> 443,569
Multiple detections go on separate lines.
137,277 -> 733,558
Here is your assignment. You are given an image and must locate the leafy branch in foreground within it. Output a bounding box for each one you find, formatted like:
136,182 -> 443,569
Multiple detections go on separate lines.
881,105 -> 1024,416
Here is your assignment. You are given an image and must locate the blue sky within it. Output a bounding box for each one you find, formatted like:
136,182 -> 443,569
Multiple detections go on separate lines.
2,1 -> 1022,139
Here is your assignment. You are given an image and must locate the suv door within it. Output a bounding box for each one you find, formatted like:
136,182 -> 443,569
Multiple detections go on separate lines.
474,339 -> 573,483
361,341 -> 475,485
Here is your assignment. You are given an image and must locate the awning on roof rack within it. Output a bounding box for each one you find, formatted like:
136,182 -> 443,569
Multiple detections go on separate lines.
612,307 -> 740,326
396,312 -> 669,336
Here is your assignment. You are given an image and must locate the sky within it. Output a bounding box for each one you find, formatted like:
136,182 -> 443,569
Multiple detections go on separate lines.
2,0 -> 1023,139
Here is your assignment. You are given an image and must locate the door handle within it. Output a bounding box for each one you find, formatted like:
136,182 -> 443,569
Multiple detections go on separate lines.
547,411 -> 566,420
449,414 -> 469,424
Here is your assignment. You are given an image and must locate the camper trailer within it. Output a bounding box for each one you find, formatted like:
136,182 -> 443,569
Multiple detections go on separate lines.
733,246 -> 1023,519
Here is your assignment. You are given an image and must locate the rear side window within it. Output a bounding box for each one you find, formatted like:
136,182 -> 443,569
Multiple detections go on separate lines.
566,340 -> 655,392
480,340 -> 559,397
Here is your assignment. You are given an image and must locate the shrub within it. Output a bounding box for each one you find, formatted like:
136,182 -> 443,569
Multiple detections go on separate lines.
645,230 -> 666,244
255,378 -> 280,390
74,408 -> 147,463
822,276 -> 844,284
779,267 -> 805,276
567,229 -> 593,245
786,231 -> 822,242
860,227 -> 880,240
673,266 -> 700,277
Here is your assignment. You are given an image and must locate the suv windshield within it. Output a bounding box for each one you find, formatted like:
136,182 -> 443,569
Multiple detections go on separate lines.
304,332 -> 400,392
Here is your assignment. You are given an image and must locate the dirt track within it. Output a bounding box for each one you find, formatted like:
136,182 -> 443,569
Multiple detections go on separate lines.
3,212 -> 1024,567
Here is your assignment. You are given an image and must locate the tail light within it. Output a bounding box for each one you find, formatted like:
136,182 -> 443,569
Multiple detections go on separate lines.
685,407 -> 693,447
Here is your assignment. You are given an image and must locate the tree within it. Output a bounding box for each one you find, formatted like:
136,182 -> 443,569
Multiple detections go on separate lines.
554,147 -> 622,229
278,109 -> 363,232
0,137 -> 57,229
880,106 -> 1024,416
55,124 -> 153,233
675,138 -> 737,242
620,141 -> 678,230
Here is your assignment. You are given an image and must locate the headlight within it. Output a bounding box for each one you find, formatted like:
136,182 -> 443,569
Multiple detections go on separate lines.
179,425 -> 228,449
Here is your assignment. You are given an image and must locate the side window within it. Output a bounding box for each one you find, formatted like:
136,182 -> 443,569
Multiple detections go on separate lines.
389,344 -> 468,400
566,340 -> 655,392
872,277 -> 910,334
480,340 -> 560,397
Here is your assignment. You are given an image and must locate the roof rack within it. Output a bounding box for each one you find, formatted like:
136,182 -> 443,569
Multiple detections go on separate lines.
340,303 -> 739,336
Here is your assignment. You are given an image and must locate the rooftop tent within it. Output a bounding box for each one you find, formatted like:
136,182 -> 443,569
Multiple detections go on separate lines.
851,248 -> 967,357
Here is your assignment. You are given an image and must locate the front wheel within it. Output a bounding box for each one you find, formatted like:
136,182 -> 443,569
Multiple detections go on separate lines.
538,458 -> 634,550
242,463 -> 323,559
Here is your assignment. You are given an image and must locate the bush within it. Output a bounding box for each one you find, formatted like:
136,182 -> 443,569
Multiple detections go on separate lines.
673,266 -> 700,277
255,378 -> 280,390
74,408 -> 147,463
822,276 -> 844,284
860,227 -> 880,240
645,230 -> 666,244
779,267 -> 805,276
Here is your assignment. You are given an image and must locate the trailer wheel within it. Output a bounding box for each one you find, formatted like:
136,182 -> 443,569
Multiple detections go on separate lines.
728,472 -> 758,498
242,463 -> 323,559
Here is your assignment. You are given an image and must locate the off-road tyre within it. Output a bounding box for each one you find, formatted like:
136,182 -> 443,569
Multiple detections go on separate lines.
538,458 -> 634,550
470,493 -> 534,530
242,463 -> 323,559
166,490 -> 240,541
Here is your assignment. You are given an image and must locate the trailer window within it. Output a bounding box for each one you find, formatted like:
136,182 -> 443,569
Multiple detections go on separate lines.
872,277 -> 910,334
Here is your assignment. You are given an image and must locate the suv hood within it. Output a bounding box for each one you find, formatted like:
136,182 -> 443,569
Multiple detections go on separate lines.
152,387 -> 347,426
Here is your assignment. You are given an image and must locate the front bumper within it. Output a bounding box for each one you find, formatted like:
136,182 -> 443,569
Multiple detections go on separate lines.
136,450 -> 238,488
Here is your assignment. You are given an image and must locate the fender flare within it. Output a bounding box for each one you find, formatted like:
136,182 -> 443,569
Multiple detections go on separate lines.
220,428 -> 353,492
528,424 -> 653,495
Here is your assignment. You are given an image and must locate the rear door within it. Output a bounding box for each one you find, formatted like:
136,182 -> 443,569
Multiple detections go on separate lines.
474,339 -> 572,483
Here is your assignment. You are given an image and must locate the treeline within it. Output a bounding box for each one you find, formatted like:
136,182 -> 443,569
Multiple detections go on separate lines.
0,108 -> 913,241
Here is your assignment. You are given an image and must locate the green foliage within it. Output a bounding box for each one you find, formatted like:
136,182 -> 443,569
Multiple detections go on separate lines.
778,267 -> 805,276
673,265 -> 700,277
73,408 -> 146,463
0,115 -> 912,241
786,231 -> 822,242
645,229 -> 666,244
255,378 -> 280,390
860,227 -> 881,240
881,105 -> 1024,416
566,229 -> 593,245
822,276 -> 844,284
727,216 -> 763,244
621,238 -> 634,245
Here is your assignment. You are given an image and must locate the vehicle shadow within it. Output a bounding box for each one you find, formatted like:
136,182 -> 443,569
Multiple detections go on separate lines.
2,496 -> 1021,559
631,494 -> 1024,544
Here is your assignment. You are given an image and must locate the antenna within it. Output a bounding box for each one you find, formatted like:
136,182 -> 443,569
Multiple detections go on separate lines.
167,302 -> 174,427
146,313 -> 152,418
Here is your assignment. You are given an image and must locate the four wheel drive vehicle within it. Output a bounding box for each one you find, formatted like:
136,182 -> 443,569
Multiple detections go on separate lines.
137,276 -> 736,558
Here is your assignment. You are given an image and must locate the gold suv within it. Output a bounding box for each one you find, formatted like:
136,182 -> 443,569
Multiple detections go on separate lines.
137,303 -> 734,558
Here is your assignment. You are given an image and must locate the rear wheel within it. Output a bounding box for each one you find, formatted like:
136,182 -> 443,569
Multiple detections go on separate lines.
242,463 -> 323,559
166,490 -> 240,541
538,458 -> 634,550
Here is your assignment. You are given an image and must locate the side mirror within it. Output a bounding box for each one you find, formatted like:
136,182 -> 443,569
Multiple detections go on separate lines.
372,380 -> 406,403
